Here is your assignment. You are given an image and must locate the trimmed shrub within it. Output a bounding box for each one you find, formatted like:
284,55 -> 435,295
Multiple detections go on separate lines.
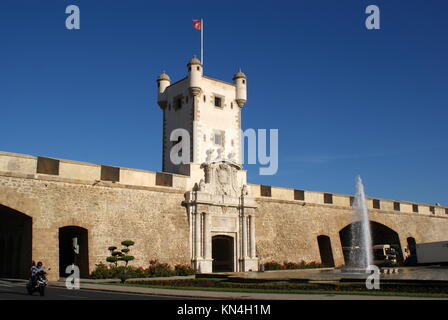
91,260 -> 195,279
263,260 -> 323,271
283,261 -> 300,269
174,264 -> 195,276
90,262 -> 112,279
147,261 -> 175,277
263,261 -> 282,270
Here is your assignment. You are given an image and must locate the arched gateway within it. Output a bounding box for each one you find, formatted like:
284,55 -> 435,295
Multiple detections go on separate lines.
339,221 -> 403,264
212,235 -> 234,272
184,161 -> 259,272
58,226 -> 89,278
317,235 -> 335,267
0,204 -> 32,279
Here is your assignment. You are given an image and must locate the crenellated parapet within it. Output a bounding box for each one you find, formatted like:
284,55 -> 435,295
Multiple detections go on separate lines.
249,184 -> 448,218
1,151 -> 446,219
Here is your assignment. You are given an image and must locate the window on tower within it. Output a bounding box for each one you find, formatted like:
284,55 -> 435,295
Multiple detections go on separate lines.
212,94 -> 225,108
174,97 -> 182,110
214,133 -> 223,146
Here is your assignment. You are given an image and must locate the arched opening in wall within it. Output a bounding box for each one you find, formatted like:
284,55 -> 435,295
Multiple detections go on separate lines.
212,235 -> 234,272
405,237 -> 417,265
317,235 -> 335,267
59,226 -> 89,278
0,204 -> 32,279
407,237 -> 417,256
339,221 -> 403,265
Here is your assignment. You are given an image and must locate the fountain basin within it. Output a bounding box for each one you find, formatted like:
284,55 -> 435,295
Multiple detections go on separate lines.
340,267 -> 369,274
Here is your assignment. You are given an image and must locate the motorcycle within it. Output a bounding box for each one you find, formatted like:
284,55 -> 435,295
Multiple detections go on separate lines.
26,269 -> 50,296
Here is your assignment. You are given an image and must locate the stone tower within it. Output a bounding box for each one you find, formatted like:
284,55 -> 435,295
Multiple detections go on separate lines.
156,58 -> 258,273
156,57 -> 247,175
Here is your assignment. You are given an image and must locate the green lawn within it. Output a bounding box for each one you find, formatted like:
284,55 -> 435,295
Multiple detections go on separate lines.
104,280 -> 448,298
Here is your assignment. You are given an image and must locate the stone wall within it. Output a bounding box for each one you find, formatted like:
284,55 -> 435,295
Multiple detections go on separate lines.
254,197 -> 448,267
1,151 -> 448,279
0,172 -> 190,281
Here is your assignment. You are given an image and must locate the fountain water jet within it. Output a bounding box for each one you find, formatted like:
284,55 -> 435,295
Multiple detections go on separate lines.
345,175 -> 373,271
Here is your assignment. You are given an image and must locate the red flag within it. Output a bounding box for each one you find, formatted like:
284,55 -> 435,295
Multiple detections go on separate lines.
192,19 -> 202,30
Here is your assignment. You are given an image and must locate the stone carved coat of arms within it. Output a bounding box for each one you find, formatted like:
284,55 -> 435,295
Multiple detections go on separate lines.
199,161 -> 242,198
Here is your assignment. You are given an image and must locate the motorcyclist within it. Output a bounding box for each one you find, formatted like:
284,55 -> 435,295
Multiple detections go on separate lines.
30,261 -> 46,286
27,261 -> 48,296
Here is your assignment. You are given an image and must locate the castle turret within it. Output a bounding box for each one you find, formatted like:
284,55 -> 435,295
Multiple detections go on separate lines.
233,69 -> 247,108
157,57 -> 248,174
157,71 -> 171,109
187,56 -> 202,96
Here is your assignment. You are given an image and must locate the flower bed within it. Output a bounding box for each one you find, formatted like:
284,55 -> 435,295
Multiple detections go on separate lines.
263,260 -> 324,270
90,261 -> 195,279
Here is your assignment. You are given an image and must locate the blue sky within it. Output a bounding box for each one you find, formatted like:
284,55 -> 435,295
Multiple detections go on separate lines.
0,0 -> 447,205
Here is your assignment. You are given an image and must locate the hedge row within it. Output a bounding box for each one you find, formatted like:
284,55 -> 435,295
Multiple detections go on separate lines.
263,260 -> 324,270
90,261 -> 195,279
124,278 -> 448,294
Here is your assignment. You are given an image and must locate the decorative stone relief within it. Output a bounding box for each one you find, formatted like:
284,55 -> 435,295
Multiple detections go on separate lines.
200,161 -> 242,197
185,160 -> 258,273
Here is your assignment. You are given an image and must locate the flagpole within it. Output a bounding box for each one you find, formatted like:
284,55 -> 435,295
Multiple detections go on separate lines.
201,19 -> 204,66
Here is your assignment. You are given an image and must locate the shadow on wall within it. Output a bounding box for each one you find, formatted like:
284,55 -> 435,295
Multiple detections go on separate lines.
0,204 -> 32,279
317,235 -> 335,267
59,226 -> 89,278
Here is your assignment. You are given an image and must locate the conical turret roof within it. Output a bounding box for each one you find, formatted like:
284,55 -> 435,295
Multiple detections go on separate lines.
187,55 -> 202,66
233,69 -> 246,80
157,71 -> 171,81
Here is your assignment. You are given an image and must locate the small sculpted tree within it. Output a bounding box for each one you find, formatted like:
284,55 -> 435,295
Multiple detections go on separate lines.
104,241 -> 135,282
